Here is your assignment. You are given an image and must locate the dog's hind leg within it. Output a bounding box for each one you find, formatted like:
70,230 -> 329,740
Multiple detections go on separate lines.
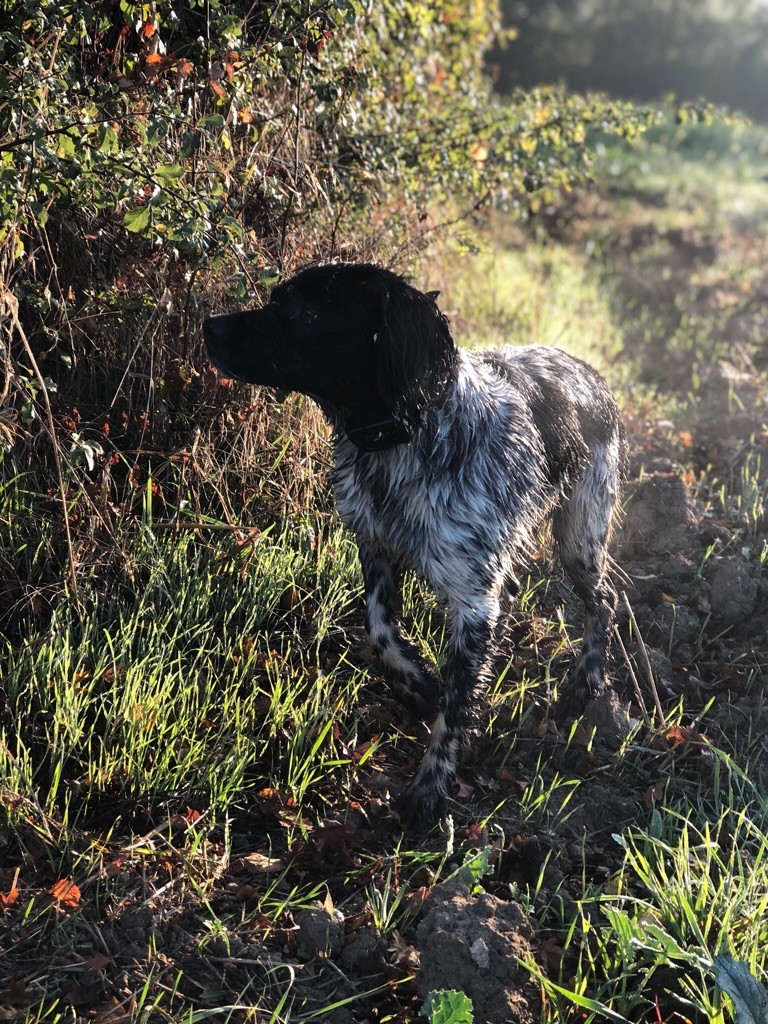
554,439 -> 622,711
359,542 -> 440,720
394,585 -> 501,828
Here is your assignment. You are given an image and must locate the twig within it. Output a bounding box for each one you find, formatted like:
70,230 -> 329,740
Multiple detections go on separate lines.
613,625 -> 651,728
621,591 -> 665,720
150,520 -> 261,532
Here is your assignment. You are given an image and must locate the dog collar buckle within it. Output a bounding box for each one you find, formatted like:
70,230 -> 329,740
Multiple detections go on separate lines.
343,416 -> 412,452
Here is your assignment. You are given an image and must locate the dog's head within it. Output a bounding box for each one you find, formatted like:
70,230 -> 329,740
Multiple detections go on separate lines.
203,263 -> 456,449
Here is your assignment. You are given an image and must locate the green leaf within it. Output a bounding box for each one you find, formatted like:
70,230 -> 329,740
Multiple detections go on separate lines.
28,201 -> 48,228
258,266 -> 281,286
56,133 -> 76,160
98,125 -> 119,155
421,989 -> 474,1024
199,113 -> 225,129
649,808 -> 663,840
123,205 -> 151,233
155,163 -> 186,183
456,846 -> 493,885
713,954 -> 768,1024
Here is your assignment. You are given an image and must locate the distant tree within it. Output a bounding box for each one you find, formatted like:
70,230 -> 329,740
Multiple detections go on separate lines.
490,0 -> 768,121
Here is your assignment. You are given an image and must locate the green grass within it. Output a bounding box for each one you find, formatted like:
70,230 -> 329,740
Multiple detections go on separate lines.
1,513 -> 370,823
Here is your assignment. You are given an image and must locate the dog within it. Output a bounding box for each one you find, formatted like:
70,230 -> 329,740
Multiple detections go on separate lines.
204,263 -> 626,828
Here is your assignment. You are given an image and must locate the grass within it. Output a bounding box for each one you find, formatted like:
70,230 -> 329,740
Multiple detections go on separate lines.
1,114 -> 768,1022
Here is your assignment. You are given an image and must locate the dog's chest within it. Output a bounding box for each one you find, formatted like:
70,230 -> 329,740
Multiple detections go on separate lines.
331,437 -> 533,589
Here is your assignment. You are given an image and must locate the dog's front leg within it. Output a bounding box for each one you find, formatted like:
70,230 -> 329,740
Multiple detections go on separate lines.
394,591 -> 500,829
359,542 -> 440,720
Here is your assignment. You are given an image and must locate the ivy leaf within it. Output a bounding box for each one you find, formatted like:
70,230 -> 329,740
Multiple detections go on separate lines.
421,989 -> 474,1024
123,205 -> 151,233
56,133 -> 76,160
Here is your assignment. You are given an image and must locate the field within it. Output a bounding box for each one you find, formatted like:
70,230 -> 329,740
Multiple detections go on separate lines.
1,119 -> 768,1023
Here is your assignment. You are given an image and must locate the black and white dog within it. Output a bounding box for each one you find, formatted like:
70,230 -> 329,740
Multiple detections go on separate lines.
204,263 -> 626,828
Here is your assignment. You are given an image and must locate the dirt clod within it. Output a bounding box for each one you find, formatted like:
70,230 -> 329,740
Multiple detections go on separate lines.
621,473 -> 698,554
650,602 -> 702,651
580,688 -> 633,749
709,559 -> 760,627
295,904 -> 345,959
416,878 -> 540,1024
341,926 -> 388,974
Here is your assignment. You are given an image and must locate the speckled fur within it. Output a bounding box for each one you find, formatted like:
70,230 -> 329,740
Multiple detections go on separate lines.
203,263 -> 626,828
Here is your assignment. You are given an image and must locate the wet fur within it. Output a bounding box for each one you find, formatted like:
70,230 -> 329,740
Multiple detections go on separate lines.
204,263 -> 626,828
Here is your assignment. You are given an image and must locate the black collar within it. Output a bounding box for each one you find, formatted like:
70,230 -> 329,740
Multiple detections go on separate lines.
343,413 -> 412,452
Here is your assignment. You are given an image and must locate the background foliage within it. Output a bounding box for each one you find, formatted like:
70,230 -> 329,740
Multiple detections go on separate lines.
491,0 -> 768,122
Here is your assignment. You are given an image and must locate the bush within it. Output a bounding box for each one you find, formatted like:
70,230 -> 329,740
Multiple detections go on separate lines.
0,0 -> 643,628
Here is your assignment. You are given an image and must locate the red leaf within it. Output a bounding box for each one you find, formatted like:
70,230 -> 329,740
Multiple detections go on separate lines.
49,878 -> 81,908
0,886 -> 19,910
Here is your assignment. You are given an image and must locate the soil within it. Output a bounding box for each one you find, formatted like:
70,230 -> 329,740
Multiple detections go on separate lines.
416,877 -> 540,1024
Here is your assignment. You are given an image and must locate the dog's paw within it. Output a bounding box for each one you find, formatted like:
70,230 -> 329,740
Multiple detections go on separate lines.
557,670 -> 606,717
392,781 -> 446,831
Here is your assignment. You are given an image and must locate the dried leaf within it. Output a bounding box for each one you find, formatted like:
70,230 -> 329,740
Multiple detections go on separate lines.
232,851 -> 285,875
314,825 -> 353,864
49,878 -> 81,908
83,952 -> 111,972
643,782 -> 664,809
0,887 -> 19,910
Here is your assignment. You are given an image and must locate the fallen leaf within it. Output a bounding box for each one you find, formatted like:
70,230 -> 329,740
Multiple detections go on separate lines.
0,887 -> 19,910
231,851 -> 285,875
49,878 -> 81,908
83,952 -> 111,972
643,782 -> 664,809
314,825 -> 353,864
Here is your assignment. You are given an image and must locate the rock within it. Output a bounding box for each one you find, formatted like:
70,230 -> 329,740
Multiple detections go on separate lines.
709,560 -> 759,627
295,904 -> 345,959
621,473 -> 698,555
415,879 -> 540,1024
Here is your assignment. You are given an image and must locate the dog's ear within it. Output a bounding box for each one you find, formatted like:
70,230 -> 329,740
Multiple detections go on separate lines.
372,276 -> 456,426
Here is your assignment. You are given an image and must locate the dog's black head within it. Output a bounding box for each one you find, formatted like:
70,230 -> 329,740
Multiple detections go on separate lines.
203,263 -> 457,450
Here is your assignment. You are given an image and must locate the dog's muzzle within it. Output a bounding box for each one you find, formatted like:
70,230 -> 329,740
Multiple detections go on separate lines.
203,315 -> 230,360
203,315 -> 241,378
